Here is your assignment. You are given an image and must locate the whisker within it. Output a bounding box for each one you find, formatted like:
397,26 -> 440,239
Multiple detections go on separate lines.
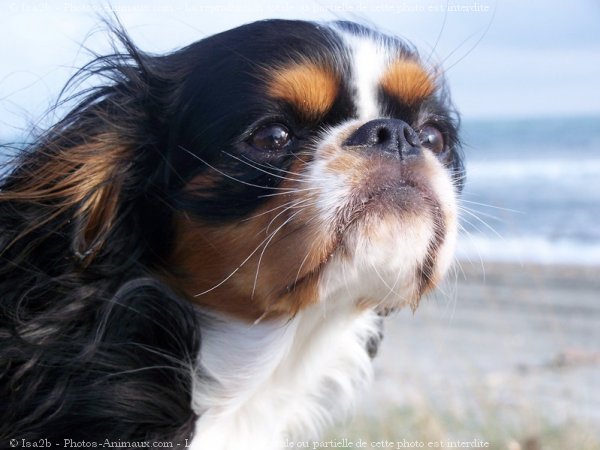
252,210 -> 304,300
179,146 -> 307,192
456,221 -> 487,276
264,198 -> 309,234
370,260 -> 404,305
425,0 -> 450,64
459,214 -> 492,239
294,247 -> 315,287
442,1 -> 498,73
222,151 -> 311,184
291,215 -> 323,287
239,153 -> 311,179
458,205 -> 503,223
257,186 -> 320,199
242,198 -> 313,223
193,231 -> 282,297
460,199 -> 522,213
459,206 -> 504,240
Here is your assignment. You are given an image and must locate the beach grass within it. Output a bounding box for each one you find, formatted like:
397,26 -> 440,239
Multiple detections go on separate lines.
325,406 -> 600,450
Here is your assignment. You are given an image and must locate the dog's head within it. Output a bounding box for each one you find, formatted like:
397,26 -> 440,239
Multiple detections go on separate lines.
0,19 -> 463,444
157,20 -> 463,321
4,19 -> 463,323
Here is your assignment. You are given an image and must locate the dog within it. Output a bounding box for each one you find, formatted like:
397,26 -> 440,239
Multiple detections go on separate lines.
0,19 -> 463,450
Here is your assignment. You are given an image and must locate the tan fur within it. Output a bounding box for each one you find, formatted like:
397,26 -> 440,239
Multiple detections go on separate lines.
380,59 -> 435,105
167,160 -> 334,322
267,63 -> 339,121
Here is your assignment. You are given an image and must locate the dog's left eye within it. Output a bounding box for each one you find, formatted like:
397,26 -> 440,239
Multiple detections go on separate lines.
249,124 -> 292,151
418,125 -> 445,154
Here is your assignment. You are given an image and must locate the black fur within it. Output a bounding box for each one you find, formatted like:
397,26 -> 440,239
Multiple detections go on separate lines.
0,279 -> 200,446
0,21 -> 205,447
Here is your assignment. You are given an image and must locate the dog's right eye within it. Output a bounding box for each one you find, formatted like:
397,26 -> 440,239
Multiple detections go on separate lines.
249,124 -> 292,151
418,124 -> 445,154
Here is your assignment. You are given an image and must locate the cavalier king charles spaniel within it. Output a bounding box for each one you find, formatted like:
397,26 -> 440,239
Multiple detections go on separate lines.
0,19 -> 463,450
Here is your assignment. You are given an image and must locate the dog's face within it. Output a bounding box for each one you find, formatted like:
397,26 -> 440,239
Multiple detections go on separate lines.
162,20 -> 463,321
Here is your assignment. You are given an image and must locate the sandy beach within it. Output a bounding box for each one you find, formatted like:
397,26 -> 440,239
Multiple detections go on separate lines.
331,261 -> 600,449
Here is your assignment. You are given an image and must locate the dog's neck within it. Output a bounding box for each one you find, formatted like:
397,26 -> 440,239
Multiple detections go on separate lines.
189,299 -> 380,450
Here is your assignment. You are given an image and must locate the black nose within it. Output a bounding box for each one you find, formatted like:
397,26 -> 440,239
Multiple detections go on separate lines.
343,119 -> 421,159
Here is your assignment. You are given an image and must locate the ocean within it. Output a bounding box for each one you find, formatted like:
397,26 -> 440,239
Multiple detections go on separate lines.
458,116 -> 600,266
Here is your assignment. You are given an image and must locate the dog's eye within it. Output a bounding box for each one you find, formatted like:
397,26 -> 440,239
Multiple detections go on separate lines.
249,124 -> 292,151
418,125 -> 445,154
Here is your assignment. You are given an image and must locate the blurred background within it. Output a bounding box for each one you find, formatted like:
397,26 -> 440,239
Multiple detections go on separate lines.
1,1 -> 599,449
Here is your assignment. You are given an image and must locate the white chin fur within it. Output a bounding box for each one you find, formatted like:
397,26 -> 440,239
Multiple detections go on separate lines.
319,212 -> 435,310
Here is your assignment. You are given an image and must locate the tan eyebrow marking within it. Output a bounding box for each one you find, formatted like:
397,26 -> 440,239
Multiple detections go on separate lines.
380,59 -> 435,105
267,63 -> 339,120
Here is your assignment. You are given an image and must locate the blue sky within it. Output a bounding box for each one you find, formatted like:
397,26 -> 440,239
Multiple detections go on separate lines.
1,0 -> 599,137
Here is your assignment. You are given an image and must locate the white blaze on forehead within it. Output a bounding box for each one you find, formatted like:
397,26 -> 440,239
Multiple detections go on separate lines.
336,31 -> 390,120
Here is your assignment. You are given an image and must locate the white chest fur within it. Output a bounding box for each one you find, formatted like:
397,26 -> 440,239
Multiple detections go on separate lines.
189,302 -> 380,450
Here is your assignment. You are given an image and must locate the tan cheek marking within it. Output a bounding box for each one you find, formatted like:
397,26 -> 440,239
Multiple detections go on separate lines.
165,159 -> 334,322
380,59 -> 435,105
268,63 -> 339,120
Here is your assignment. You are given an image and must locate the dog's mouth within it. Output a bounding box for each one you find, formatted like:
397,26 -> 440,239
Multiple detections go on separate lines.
341,178 -> 437,224
283,172 -> 443,301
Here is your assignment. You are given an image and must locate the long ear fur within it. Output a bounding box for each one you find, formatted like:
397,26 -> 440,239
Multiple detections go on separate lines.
0,22 -> 169,265
0,22 -> 201,446
2,132 -> 133,263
